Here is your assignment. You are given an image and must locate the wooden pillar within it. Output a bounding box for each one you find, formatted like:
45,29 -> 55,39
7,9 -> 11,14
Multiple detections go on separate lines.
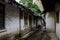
23,12 -> 24,28
28,14 -> 32,31
19,9 -> 21,32
28,14 -> 29,28
35,18 -> 37,28
32,16 -> 33,28
35,17 -> 36,28
54,12 -> 56,33
29,15 -> 32,31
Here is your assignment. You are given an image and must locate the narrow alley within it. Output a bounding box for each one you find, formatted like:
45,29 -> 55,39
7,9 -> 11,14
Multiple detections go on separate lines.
0,0 -> 60,40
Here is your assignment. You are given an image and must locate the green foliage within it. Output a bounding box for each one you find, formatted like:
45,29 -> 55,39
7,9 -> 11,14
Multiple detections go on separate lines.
19,0 -> 41,16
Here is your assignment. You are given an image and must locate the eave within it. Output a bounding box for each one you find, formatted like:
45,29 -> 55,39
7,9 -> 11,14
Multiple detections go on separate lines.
41,0 -> 57,13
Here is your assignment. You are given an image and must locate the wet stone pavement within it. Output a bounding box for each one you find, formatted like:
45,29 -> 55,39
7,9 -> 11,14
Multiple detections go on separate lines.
25,30 -> 59,40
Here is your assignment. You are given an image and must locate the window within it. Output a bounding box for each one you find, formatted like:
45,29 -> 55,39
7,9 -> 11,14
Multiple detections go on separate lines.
56,11 -> 59,23
0,4 -> 5,30
0,0 -> 5,2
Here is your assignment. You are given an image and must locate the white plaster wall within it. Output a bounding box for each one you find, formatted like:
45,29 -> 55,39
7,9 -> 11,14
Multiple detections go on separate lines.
21,19 -> 24,31
56,10 -> 60,39
56,23 -> 60,39
46,12 -> 55,32
0,4 -> 20,36
54,3 -> 60,39
5,4 -> 20,34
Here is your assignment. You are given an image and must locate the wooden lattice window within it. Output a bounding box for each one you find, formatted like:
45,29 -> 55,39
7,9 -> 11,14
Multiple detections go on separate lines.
0,4 -> 5,30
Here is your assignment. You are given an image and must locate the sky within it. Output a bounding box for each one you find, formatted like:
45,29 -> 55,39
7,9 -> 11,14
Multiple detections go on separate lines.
15,0 -> 20,3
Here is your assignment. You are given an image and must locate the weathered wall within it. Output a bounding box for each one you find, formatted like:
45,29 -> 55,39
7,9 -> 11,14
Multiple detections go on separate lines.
5,4 -> 20,33
21,16 -> 30,36
56,23 -> 60,39
21,19 -> 24,31
54,3 -> 60,39
32,17 -> 36,31
56,10 -> 60,39
46,12 -> 55,32
0,4 -> 20,36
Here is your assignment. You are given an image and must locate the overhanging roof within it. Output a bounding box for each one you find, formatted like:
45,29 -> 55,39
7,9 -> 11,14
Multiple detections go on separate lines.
6,0 -> 34,16
41,0 -> 57,13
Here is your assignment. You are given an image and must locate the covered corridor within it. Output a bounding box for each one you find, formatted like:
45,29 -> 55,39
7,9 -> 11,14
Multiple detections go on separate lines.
0,0 -> 60,40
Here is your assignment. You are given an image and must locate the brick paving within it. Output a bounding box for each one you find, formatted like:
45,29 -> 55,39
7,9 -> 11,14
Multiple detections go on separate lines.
26,30 -> 59,40
26,30 -> 42,40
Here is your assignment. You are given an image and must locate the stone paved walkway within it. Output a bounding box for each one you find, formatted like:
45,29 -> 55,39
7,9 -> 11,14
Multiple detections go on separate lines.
26,30 -> 59,40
